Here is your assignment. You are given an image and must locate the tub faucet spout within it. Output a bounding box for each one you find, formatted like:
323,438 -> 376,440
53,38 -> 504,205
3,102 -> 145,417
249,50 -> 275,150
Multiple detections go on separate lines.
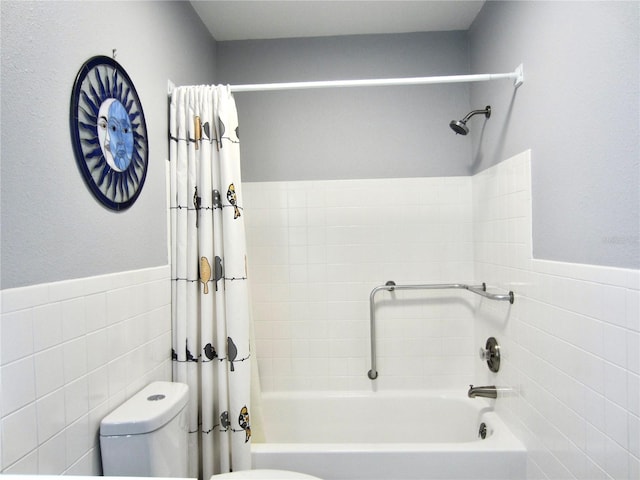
468,385 -> 497,399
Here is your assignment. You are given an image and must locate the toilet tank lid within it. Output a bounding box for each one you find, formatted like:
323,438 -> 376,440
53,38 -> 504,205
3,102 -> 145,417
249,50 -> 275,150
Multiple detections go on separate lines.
100,381 -> 189,436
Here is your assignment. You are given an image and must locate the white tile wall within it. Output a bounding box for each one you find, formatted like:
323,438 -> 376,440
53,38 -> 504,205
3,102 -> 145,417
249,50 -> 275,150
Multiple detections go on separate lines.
244,150 -> 639,479
244,177 -> 476,391
472,150 -> 639,480
0,265 -> 172,474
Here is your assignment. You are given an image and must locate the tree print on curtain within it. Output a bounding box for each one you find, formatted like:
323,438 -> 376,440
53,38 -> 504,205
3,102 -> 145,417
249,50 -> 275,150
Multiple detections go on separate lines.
169,86 -> 251,479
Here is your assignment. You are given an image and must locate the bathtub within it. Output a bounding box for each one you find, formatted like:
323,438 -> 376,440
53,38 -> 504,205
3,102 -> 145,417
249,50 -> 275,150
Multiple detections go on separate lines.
252,390 -> 526,480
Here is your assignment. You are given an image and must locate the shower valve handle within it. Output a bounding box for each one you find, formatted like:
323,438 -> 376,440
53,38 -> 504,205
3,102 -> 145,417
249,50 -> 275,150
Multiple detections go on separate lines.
479,347 -> 496,361
479,337 -> 501,373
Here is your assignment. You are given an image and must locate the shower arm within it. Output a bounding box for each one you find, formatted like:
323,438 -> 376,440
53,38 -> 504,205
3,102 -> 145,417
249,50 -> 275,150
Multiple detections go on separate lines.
367,281 -> 514,380
461,107 -> 491,122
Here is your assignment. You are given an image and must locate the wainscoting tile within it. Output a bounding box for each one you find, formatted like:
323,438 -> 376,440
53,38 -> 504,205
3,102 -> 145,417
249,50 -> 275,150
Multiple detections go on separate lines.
1,403 -> 38,467
32,303 -> 63,352
36,389 -> 66,444
34,346 -> 64,398
1,356 -> 35,414
1,309 -> 33,365
0,266 -> 172,474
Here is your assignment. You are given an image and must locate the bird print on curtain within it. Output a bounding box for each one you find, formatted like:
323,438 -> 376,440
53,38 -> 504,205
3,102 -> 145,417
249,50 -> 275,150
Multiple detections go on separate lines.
170,85 -> 252,479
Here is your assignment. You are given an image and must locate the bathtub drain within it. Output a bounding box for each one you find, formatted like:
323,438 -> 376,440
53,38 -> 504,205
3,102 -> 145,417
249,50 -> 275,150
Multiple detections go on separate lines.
478,422 -> 487,439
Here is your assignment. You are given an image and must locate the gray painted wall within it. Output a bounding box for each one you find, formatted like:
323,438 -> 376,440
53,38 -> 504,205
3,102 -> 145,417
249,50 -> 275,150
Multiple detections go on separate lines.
0,1 -> 217,289
3,1 -> 635,289
216,32 -> 474,181
468,1 -> 639,269
218,2 -> 639,269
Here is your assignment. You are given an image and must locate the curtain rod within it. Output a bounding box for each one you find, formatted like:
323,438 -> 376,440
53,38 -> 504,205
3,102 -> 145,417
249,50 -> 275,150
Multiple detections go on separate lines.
168,64 -> 524,95
231,64 -> 523,92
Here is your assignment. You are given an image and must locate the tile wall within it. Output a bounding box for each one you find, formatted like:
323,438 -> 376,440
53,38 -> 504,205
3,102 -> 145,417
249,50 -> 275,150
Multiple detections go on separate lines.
244,176 -> 477,391
0,266 -> 172,475
472,150 -> 639,480
244,150 -> 639,479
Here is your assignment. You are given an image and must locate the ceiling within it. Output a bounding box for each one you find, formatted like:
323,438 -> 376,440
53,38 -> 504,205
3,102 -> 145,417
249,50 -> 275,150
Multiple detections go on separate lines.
190,1 -> 485,41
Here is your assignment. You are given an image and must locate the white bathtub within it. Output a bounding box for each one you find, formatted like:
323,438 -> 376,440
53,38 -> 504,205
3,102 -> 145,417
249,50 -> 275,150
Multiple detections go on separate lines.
252,390 -> 526,480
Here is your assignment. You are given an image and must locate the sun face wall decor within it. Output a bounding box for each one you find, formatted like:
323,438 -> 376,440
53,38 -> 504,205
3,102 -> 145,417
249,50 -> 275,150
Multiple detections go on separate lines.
70,56 -> 149,210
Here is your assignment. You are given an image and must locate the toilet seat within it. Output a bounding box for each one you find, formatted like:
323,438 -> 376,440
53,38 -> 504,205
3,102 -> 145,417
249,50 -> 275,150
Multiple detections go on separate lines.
211,469 -> 322,479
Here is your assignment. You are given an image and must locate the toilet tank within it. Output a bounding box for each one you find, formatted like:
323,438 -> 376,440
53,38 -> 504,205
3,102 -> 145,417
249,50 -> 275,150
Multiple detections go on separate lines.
100,381 -> 189,477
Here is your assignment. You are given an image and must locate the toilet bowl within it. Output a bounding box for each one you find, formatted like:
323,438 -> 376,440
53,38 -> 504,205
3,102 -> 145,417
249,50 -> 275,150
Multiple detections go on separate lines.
100,381 -> 189,477
211,469 -> 322,479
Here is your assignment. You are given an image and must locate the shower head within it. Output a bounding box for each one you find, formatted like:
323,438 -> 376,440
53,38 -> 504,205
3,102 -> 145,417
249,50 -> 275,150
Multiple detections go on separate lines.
449,105 -> 491,135
449,120 -> 469,135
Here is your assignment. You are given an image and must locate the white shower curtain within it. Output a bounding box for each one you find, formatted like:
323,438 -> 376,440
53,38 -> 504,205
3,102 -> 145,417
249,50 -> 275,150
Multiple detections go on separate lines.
169,86 -> 251,479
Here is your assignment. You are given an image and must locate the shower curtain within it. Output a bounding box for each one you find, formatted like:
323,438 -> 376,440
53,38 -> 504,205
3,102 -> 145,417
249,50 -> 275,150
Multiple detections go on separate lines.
169,85 -> 251,478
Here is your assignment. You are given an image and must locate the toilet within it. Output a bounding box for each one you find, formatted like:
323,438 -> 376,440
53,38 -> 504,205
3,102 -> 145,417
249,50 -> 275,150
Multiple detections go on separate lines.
100,380 -> 321,479
100,381 -> 190,477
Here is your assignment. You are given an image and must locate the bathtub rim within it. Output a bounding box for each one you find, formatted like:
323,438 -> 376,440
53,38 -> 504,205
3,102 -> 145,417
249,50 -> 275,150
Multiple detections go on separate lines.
258,388 -> 490,401
253,389 -> 525,452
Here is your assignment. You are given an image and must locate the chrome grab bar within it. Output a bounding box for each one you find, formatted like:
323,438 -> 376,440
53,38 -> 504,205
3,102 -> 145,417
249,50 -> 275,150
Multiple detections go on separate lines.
468,283 -> 514,303
367,281 -> 514,380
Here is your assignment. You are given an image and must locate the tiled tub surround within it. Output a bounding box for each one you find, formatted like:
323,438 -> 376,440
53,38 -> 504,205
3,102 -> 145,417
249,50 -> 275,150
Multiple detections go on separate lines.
0,266 -> 172,475
472,151 -> 640,479
243,176 -> 477,391
244,150 -> 639,479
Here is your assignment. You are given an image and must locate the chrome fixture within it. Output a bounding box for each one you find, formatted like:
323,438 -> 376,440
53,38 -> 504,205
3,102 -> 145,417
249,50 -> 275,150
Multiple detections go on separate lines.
367,281 -> 514,380
450,105 -> 491,135
468,385 -> 497,399
480,337 -> 501,372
